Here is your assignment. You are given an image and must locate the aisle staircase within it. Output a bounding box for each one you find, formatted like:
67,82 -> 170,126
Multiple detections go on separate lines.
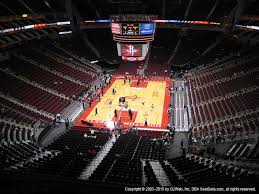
79,134 -> 116,180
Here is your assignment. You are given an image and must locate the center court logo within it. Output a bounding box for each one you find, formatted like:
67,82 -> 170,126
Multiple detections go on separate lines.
125,95 -> 140,101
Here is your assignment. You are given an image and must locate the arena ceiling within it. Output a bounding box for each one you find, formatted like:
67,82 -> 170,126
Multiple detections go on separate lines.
0,0 -> 258,20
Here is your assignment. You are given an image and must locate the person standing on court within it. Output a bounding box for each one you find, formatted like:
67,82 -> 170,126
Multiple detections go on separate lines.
114,109 -> 117,118
145,118 -> 148,126
181,139 -> 184,148
128,109 -> 132,121
151,104 -> 154,112
95,107 -> 98,116
128,108 -> 132,117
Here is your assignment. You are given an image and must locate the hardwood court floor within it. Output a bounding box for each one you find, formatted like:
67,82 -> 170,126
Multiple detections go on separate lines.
76,78 -> 171,129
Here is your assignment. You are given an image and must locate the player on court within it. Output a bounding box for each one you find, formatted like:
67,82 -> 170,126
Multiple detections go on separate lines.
151,104 -> 154,112
109,100 -> 112,109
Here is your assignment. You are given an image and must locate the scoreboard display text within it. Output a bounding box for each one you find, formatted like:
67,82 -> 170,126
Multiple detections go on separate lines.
122,23 -> 139,35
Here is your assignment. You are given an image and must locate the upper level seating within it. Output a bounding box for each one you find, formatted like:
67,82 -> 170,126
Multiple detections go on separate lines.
187,1 -> 214,20
0,72 -> 69,115
0,129 -> 111,179
116,61 -> 140,76
41,43 -> 99,74
0,130 -> 257,188
210,1 -> 237,22
173,31 -> 218,66
0,97 -> 51,124
89,132 -> 166,185
167,154 -> 257,186
4,57 -> 85,98
187,60 -> 257,87
1,102 -> 37,126
85,29 -> 120,62
0,122 -> 33,142
146,47 -> 171,78
159,160 -> 184,185
186,55 -> 259,140
0,141 -> 42,169
192,40 -> 247,67
21,48 -> 96,84
56,39 -> 98,61
144,160 -> 160,186
47,129 -> 111,156
225,141 -> 259,160
146,63 -> 170,78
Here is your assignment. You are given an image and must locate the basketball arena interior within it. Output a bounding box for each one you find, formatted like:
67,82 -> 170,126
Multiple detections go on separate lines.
0,0 -> 258,193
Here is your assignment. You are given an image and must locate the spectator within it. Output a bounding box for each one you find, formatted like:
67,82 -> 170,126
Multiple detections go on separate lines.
181,139 -> 184,148
145,118 -> 148,126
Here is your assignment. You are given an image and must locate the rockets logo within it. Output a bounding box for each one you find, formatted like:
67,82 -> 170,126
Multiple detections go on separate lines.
121,44 -> 141,57
126,45 -> 137,56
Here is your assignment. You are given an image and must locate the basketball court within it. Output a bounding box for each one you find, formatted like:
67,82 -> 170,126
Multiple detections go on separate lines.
75,78 -> 171,130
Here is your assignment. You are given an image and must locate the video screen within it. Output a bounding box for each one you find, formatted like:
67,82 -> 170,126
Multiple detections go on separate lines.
140,23 -> 155,35
122,23 -> 139,36
111,23 -> 121,34
121,44 -> 142,57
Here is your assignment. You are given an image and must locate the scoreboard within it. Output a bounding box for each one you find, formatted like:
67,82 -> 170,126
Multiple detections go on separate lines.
111,23 -> 155,36
110,22 -> 156,61
122,23 -> 139,35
